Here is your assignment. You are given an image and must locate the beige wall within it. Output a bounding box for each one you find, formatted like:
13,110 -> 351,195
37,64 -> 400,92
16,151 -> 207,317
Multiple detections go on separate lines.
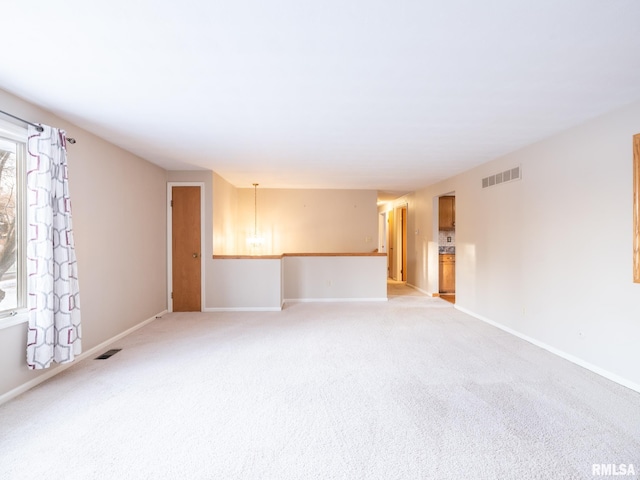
234,188 -> 378,255
0,88 -> 168,400
405,99 -> 640,390
283,255 -> 387,301
209,258 -> 283,310
212,173 -> 238,255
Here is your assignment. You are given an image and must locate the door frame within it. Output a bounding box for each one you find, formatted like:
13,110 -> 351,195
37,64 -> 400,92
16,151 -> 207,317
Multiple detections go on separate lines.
435,192 -> 456,296
167,182 -> 206,312
378,211 -> 387,254
401,206 -> 407,282
392,203 -> 408,281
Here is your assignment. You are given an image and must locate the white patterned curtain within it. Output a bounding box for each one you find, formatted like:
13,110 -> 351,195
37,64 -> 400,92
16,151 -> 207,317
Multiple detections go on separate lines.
26,125 -> 81,370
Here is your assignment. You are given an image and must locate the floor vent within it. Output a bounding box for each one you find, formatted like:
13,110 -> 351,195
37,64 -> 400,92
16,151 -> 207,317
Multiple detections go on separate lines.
95,349 -> 122,360
482,166 -> 521,189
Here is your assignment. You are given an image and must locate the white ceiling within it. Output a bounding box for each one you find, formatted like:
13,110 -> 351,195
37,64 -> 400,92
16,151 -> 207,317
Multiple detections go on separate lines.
2,1 -> 640,196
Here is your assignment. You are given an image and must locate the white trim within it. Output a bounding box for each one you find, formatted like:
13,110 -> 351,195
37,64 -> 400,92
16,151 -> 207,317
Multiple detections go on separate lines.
203,306 -> 283,312
0,118 -> 28,141
0,310 -> 168,406
378,211 -> 387,254
167,182 -> 206,312
284,297 -> 388,303
0,121 -> 27,322
0,311 -> 28,330
455,305 -> 640,395
405,283 -> 438,296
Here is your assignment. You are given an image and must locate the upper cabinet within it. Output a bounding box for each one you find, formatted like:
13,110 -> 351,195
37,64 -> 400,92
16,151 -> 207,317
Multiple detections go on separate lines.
439,196 -> 456,230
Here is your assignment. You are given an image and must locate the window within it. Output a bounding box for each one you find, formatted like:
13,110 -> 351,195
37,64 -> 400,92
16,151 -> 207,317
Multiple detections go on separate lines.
0,120 -> 27,326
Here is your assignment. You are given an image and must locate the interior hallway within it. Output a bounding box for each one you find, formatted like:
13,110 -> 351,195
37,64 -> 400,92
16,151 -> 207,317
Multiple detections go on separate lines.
387,279 -> 455,304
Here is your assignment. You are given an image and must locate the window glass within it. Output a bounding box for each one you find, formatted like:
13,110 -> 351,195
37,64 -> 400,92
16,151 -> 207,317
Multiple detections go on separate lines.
0,125 -> 26,317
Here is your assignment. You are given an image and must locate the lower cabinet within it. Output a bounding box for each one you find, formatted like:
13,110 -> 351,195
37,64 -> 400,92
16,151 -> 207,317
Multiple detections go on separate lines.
439,254 -> 455,293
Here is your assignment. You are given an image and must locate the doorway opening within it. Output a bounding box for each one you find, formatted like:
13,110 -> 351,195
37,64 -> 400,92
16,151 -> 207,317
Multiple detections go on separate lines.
401,205 -> 407,282
437,193 -> 456,304
384,204 -> 408,282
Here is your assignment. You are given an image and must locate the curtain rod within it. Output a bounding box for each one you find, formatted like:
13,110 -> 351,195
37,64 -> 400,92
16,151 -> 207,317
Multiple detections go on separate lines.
0,108 -> 76,143
0,109 -> 44,132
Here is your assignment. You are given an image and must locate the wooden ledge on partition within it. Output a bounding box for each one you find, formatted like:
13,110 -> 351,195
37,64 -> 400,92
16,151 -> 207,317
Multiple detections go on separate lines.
282,252 -> 386,257
212,255 -> 283,259
212,251 -> 386,259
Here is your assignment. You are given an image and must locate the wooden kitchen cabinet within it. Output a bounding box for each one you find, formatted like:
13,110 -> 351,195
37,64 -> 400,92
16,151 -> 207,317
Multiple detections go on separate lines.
439,254 -> 455,293
439,196 -> 456,230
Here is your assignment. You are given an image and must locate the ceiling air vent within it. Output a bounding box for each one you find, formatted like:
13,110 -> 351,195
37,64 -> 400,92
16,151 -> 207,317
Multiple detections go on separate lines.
482,166 -> 521,189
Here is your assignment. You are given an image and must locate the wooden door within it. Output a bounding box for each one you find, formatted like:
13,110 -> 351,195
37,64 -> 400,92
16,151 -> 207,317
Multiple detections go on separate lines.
172,186 -> 201,311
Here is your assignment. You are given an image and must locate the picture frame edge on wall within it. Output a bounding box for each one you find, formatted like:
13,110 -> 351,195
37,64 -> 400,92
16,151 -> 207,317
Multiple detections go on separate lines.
633,133 -> 640,283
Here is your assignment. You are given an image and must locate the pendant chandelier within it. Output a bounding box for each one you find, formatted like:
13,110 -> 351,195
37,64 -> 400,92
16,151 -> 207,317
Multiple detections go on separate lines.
247,183 -> 264,247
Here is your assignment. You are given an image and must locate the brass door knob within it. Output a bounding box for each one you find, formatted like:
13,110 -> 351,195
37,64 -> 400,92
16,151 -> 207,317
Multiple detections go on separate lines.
192,253 -> 199,258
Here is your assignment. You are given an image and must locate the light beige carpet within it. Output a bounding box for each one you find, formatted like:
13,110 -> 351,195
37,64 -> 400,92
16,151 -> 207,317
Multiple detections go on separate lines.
0,298 -> 639,479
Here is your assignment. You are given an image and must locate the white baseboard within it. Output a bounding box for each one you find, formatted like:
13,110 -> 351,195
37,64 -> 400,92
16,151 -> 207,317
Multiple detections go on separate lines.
0,310 -> 168,406
405,283 -> 438,296
203,306 -> 283,312
284,297 -> 388,303
455,305 -> 640,395
204,299 -> 389,310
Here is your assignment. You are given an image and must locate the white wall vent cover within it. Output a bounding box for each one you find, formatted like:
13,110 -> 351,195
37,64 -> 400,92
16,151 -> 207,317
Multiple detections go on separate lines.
482,166 -> 521,189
